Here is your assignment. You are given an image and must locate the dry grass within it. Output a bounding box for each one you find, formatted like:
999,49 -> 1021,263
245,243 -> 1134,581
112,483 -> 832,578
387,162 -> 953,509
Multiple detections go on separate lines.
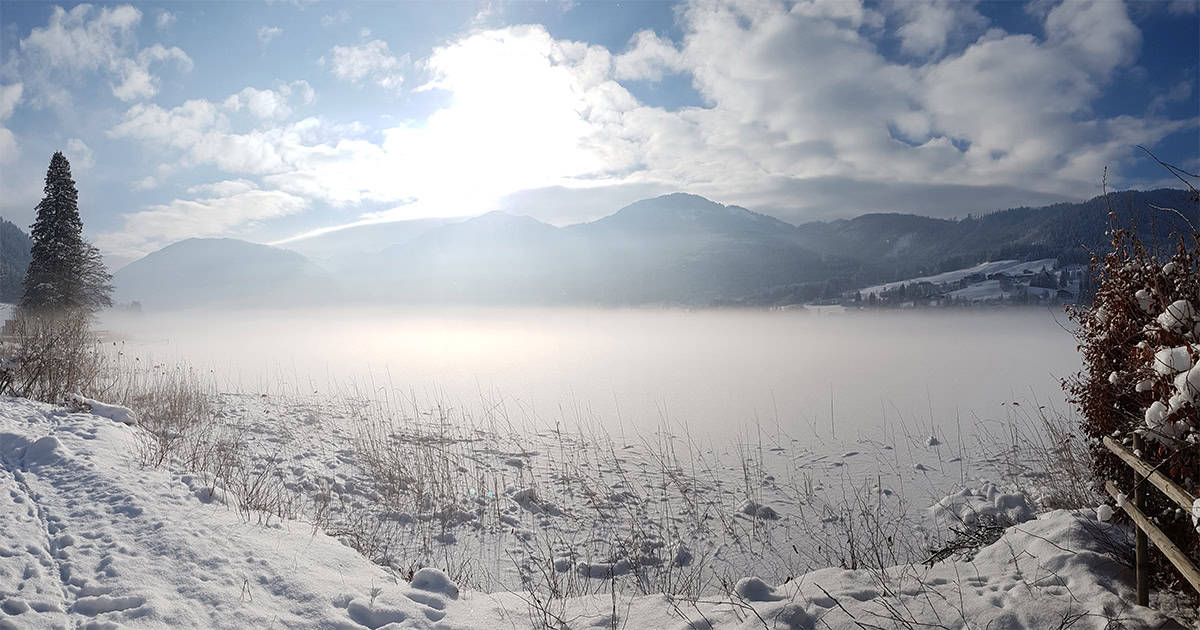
0,310 -> 107,403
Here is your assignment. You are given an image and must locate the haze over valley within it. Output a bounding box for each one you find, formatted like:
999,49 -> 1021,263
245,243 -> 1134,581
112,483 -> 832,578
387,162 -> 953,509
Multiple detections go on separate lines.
104,188 -> 1198,309
0,1 -> 1197,629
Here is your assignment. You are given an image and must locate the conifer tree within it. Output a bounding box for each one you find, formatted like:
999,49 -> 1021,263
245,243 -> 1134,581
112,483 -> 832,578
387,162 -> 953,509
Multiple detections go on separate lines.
20,152 -> 112,313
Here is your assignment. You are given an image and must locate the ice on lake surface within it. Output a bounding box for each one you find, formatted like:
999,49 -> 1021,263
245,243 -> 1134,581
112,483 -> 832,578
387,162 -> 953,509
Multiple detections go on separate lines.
87,307 -> 1086,592
100,307 -> 1081,439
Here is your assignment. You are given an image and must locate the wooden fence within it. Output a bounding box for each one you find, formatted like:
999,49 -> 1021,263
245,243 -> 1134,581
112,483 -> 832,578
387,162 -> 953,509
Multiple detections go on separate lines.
1102,434 -> 1200,606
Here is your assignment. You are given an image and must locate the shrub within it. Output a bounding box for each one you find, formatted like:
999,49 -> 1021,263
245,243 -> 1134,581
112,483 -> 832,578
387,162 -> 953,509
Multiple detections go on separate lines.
0,309 -> 106,403
1064,171 -> 1199,591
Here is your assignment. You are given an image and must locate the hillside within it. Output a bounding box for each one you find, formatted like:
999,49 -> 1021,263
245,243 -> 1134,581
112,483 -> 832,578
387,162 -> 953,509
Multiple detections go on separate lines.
739,188 -> 1198,305
276,217 -> 453,270
113,238 -> 338,309
113,188 -> 1198,308
0,218 -> 31,303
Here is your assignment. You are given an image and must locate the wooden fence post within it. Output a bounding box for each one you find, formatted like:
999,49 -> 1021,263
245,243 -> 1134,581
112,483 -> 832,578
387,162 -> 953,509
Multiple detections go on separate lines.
1132,433 -> 1149,606
1103,436 -> 1200,603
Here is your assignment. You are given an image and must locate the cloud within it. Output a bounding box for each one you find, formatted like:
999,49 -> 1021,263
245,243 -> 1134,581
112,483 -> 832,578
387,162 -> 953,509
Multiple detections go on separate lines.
889,0 -> 986,59
19,4 -> 140,71
1043,0 -> 1140,75
320,40 -> 407,90
109,99 -> 226,153
0,83 -> 22,164
0,129 -> 16,165
223,81 -> 313,120
0,83 -> 22,121
112,44 -> 193,102
258,25 -> 283,48
109,79 -> 318,170
108,25 -> 635,223
186,179 -> 258,196
1148,80 -> 1194,116
105,0 -> 1198,245
65,138 -> 94,169
18,5 -> 192,104
155,10 -> 175,29
581,0 -> 1184,211
131,175 -> 157,191
96,181 -> 309,263
320,10 -> 350,27
1167,0 -> 1198,14
613,30 -> 684,81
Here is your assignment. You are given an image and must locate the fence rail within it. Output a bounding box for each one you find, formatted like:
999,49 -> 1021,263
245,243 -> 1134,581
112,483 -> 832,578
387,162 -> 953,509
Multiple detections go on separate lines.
1102,435 -> 1200,606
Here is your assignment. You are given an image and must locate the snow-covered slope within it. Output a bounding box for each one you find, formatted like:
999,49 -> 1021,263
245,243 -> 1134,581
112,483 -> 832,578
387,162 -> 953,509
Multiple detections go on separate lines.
860,258 -> 1058,297
0,397 -> 1185,629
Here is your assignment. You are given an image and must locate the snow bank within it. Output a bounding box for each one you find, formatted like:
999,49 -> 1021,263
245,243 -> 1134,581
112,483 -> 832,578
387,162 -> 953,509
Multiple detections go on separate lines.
0,397 -> 1186,629
928,483 -> 1034,525
66,393 -> 137,426
738,499 -> 780,520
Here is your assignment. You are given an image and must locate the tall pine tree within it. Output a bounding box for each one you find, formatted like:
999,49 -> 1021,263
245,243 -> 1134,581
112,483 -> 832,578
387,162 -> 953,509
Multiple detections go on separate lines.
20,152 -> 112,313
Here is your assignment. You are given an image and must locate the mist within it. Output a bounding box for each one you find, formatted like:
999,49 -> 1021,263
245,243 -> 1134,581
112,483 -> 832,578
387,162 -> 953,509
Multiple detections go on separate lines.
99,306 -> 1080,439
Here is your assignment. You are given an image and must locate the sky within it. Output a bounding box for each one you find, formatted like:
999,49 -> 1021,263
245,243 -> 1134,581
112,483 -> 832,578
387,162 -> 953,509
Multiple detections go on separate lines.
0,0 -> 1197,267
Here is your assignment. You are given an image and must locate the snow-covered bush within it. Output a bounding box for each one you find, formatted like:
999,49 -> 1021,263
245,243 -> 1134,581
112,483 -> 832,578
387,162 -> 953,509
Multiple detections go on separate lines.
1065,178 -> 1199,586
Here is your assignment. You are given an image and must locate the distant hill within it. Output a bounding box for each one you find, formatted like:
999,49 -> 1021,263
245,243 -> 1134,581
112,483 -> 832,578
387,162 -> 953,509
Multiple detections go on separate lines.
349,194 -> 826,304
566,193 -> 824,303
346,211 -> 572,304
276,217 -> 454,271
749,187 -> 1198,305
0,219 -> 32,303
116,188 -> 1198,308
113,238 -> 339,309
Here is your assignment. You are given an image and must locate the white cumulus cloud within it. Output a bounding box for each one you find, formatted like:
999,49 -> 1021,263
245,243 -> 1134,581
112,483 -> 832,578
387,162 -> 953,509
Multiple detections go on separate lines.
96,182 -> 309,263
321,40 -> 407,90
614,30 -> 684,81
18,5 -> 192,104
0,83 -> 23,164
102,0 -> 1199,242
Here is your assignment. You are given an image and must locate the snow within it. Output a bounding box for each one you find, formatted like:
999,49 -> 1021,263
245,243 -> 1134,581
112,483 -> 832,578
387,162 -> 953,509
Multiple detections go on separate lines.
1096,504 -> 1114,522
65,393 -> 137,426
409,567 -> 459,598
1153,346 -> 1195,376
928,483 -> 1034,526
1157,300 -> 1198,332
732,576 -> 782,602
859,259 -> 1057,297
0,397 -> 1187,629
1136,289 -> 1153,312
1143,345 -> 1199,443
738,499 -> 780,520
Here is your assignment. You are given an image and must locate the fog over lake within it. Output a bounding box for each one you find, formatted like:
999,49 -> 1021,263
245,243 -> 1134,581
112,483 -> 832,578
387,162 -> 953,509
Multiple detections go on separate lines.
100,307 -> 1080,439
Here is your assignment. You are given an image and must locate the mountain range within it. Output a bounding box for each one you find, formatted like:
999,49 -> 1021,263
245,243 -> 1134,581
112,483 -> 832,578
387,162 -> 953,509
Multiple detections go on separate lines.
2,188 -> 1197,309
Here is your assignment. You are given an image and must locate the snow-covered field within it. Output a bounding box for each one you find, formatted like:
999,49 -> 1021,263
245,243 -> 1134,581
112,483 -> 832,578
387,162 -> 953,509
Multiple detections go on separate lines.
1,395 -> 1190,629
860,259 -> 1059,297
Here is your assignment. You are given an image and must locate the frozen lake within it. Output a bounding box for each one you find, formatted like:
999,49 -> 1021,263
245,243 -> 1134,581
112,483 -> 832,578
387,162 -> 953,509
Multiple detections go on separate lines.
100,307 -> 1081,440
